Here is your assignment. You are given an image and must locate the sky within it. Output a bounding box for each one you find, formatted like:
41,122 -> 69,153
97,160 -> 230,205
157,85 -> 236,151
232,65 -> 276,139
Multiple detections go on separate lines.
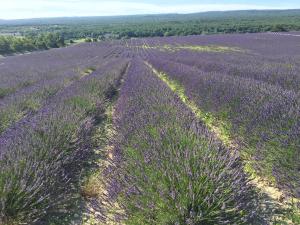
1,0 -> 300,20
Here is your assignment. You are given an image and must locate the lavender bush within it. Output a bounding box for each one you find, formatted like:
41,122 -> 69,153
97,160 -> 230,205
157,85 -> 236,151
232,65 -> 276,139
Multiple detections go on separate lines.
108,59 -> 261,224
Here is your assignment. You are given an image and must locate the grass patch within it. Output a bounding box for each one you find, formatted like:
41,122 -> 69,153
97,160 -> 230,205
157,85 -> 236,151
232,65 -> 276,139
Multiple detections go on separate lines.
81,171 -> 103,199
71,38 -> 87,44
65,96 -> 96,114
20,98 -> 41,112
74,67 -> 96,80
138,44 -> 243,53
178,45 -> 243,52
0,108 -> 25,133
0,88 -> 15,98
20,80 -> 34,88
82,67 -> 96,76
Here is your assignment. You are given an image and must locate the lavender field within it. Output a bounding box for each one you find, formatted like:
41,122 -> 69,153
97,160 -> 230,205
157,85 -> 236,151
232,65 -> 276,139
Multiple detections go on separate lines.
0,33 -> 299,224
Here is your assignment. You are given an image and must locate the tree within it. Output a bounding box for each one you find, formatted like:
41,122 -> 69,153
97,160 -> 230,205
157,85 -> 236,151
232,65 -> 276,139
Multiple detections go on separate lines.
0,37 -> 11,54
271,24 -> 288,32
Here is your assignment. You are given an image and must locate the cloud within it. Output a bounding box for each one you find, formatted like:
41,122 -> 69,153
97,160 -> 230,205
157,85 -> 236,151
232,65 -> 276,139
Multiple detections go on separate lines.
0,0 -> 295,19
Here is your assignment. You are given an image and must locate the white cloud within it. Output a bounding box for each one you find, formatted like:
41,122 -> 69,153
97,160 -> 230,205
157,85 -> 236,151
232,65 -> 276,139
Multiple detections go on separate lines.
0,0 -> 294,19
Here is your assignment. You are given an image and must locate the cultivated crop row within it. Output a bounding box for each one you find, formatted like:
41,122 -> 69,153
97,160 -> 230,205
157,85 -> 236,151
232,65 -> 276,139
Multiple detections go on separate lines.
0,52 -> 128,224
146,55 -> 300,196
105,59 -> 263,224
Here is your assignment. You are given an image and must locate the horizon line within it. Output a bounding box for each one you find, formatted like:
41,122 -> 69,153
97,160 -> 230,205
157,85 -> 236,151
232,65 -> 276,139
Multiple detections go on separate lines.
1,8 -> 299,21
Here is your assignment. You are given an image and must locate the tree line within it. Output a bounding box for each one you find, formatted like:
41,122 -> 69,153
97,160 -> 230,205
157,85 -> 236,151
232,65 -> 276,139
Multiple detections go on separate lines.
11,10 -> 299,41
0,33 -> 65,55
81,20 -> 298,40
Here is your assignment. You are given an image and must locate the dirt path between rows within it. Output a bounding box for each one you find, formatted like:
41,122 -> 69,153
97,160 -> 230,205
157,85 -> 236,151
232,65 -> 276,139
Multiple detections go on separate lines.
75,64 -> 130,225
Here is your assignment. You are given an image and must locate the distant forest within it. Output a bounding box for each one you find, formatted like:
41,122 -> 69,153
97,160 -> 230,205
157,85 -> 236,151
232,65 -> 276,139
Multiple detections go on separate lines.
1,9 -> 300,55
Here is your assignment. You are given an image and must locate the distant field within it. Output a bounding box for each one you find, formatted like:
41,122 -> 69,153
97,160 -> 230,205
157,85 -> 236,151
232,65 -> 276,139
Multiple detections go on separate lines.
0,32 -> 299,224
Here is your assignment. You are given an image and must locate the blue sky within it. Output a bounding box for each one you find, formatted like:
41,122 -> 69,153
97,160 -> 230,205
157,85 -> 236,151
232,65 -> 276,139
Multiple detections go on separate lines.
1,0 -> 300,20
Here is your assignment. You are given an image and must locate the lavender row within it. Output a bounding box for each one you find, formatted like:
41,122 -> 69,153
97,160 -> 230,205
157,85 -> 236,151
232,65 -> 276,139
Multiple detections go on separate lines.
128,34 -> 300,92
146,49 -> 300,92
0,59 -> 128,224
0,42 -> 122,101
0,56 -> 123,136
0,41 -> 127,136
0,57 -> 126,152
147,56 -> 300,196
108,59 -> 261,224
132,32 -> 300,57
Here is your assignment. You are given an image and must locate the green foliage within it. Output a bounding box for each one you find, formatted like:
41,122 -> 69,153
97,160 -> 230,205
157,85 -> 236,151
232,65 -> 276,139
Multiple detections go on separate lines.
82,67 -> 96,75
0,118 -> 79,224
0,33 -> 65,55
20,98 -> 41,112
65,96 -> 95,114
84,38 -> 92,42
0,88 -> 14,98
0,108 -> 23,134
